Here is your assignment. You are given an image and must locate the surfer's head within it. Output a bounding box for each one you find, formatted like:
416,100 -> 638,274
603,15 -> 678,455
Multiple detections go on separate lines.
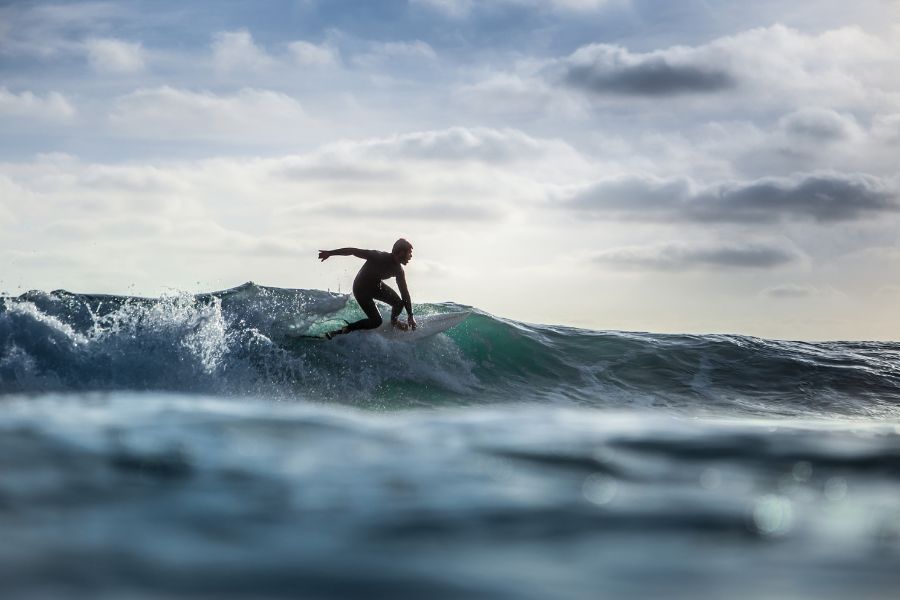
392,238 -> 413,264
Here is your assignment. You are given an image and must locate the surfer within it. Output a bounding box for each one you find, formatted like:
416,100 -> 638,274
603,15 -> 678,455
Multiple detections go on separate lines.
318,238 -> 417,339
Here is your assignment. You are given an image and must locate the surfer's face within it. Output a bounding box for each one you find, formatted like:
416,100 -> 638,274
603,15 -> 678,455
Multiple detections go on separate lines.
396,249 -> 413,265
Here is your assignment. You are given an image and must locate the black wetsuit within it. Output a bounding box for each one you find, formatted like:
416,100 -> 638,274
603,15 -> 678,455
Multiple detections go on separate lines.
331,249 -> 412,332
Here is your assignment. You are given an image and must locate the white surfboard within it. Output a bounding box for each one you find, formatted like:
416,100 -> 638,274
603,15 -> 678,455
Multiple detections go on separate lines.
374,310 -> 470,341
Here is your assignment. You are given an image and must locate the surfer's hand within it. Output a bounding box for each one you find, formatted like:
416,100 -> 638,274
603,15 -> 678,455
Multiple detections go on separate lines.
408,315 -> 417,331
318,250 -> 331,262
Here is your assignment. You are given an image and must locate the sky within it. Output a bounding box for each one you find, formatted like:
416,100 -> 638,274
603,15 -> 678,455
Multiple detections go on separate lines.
1,0 -> 899,340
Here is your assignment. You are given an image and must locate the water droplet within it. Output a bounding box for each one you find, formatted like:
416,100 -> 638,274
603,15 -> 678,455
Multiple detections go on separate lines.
752,494 -> 793,536
824,477 -> 847,502
583,474 -> 617,505
792,461 -> 812,482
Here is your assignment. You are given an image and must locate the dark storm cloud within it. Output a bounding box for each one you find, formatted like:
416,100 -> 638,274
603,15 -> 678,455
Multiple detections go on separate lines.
594,241 -> 799,270
564,56 -> 735,96
697,174 -> 898,223
568,173 -> 899,224
558,44 -> 736,96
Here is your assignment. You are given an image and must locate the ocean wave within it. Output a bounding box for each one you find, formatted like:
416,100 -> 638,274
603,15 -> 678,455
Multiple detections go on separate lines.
1,282 -> 899,417
1,394 -> 898,599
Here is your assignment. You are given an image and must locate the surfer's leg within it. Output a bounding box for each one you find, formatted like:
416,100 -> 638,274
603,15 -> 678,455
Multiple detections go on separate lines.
373,284 -> 404,322
344,289 -> 383,333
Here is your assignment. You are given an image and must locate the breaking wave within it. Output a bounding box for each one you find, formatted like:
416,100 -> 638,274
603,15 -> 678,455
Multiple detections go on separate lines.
2,282 -> 899,417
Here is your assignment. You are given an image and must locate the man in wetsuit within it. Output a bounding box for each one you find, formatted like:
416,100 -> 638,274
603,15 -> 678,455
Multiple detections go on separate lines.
317,238 -> 417,339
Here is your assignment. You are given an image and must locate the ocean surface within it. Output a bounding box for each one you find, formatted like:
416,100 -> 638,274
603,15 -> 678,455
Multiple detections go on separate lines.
1,282 -> 898,599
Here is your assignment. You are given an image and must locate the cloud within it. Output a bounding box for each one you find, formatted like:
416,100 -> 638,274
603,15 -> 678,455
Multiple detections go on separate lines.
268,127 -> 591,218
0,155 -> 214,233
718,107 -> 897,179
75,164 -> 190,195
375,40 -> 437,60
455,73 -> 586,118
561,44 -> 735,96
594,240 -> 800,271
42,216 -> 172,240
306,200 -> 503,222
0,87 -> 76,121
348,127 -> 551,163
254,127 -> 586,228
108,86 -> 308,141
263,127 -> 581,222
353,40 -> 437,67
39,216 -> 304,258
409,0 -> 474,18
0,1 -> 126,57
411,0 -> 624,18
550,24 -> 894,103
0,157 -> 305,268
566,172 -> 899,224
212,29 -> 276,72
761,284 -> 819,298
165,221 -> 305,257
700,173 -> 898,223
275,157 -> 400,183
2,249 -> 84,271
876,284 -> 900,296
214,30 -> 344,74
273,127 -> 583,182
872,114 -> 900,145
411,258 -> 463,281
544,0 -> 621,11
84,37 -> 145,73
2,127 -> 571,246
778,107 -> 860,143
841,245 -> 900,264
0,4 -> 148,72
288,40 -> 340,67
0,175 -> 27,224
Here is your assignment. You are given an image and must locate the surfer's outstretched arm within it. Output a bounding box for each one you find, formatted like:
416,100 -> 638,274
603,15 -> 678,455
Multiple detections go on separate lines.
318,248 -> 378,261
